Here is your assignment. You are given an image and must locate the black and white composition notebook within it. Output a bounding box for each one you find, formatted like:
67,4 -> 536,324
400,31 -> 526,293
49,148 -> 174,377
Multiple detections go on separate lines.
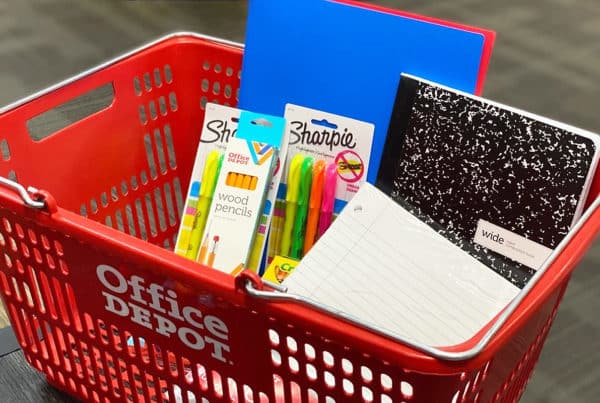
377,74 -> 600,288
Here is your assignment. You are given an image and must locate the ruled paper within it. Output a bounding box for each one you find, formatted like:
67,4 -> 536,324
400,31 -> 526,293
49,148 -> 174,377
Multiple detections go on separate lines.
285,183 -> 519,347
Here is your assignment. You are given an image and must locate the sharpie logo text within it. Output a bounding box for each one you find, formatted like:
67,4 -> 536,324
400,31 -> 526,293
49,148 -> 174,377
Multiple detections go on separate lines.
201,119 -> 238,144
290,121 -> 357,151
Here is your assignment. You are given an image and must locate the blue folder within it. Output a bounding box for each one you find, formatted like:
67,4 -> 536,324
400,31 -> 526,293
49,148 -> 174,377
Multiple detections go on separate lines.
239,0 -> 488,183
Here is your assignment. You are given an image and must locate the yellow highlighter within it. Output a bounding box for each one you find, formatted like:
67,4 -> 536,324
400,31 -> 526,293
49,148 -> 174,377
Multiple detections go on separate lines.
279,154 -> 304,257
186,151 -> 223,261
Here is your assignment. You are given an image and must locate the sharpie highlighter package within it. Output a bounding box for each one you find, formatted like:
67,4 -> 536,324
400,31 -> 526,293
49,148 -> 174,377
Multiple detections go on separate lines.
174,104 -> 290,275
200,111 -> 287,275
266,104 -> 374,265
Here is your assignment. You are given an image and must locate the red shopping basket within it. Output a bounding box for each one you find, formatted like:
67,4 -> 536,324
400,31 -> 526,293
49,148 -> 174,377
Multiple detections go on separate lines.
0,33 -> 599,403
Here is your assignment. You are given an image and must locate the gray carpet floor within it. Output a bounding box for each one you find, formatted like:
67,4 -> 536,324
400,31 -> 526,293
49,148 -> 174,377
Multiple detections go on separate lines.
0,1 -> 598,401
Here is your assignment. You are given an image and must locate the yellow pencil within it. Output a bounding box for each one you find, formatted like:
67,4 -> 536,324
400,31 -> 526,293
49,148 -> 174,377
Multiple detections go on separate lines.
234,173 -> 244,188
226,172 -> 235,186
206,235 -> 219,267
230,263 -> 244,276
242,174 -> 252,190
249,176 -> 258,191
197,233 -> 210,264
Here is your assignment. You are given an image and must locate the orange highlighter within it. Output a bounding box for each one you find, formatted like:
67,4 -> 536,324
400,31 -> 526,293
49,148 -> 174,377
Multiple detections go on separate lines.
303,160 -> 326,254
317,162 -> 338,239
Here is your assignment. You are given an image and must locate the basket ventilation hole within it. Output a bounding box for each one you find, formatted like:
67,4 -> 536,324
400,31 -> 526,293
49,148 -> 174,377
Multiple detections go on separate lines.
7,170 -> 17,182
361,366 -> 373,383
323,350 -> 334,368
306,363 -> 317,380
125,205 -> 136,237
381,374 -> 394,392
130,176 -> 138,191
164,65 -> 173,83
172,177 -> 184,216
1,139 -> 10,161
135,198 -> 148,241
324,371 -> 335,389
139,105 -> 147,125
153,68 -> 162,88
111,186 -> 119,202
164,124 -> 177,169
362,386 -> 374,402
144,193 -> 158,237
343,379 -> 354,396
143,72 -> 152,92
164,183 -> 177,226
144,133 -> 158,179
381,394 -> 393,403
304,342 -> 316,361
159,96 -> 167,116
288,356 -> 299,374
169,92 -> 178,112
211,370 -> 223,398
401,381 -> 414,400
115,210 -> 125,232
148,101 -> 157,120
286,336 -> 297,353
153,128 -> 167,174
90,199 -> 98,214
268,329 -> 280,346
133,77 -> 141,96
153,187 -> 167,232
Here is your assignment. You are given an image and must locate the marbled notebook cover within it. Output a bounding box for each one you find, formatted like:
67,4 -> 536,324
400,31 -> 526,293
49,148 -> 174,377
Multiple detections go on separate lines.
377,74 -> 600,288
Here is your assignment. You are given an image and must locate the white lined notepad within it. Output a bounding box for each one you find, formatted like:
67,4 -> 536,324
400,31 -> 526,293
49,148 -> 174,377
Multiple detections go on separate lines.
285,183 -> 520,347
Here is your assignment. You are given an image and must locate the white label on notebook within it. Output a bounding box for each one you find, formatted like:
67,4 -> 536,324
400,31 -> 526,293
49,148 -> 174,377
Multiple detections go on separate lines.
473,219 -> 553,270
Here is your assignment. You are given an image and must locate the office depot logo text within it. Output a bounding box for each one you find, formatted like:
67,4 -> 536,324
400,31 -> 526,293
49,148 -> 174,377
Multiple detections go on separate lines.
96,264 -> 231,363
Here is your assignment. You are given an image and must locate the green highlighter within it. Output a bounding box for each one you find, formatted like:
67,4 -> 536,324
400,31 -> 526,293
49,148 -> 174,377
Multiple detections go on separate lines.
290,156 -> 314,259
279,154 -> 304,257
186,150 -> 223,260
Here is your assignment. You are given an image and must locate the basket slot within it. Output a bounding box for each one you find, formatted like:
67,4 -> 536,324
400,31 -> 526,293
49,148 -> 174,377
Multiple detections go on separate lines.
26,82 -> 115,142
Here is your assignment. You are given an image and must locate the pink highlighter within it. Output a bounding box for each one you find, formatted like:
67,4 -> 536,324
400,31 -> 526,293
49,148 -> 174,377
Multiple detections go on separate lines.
317,162 -> 338,239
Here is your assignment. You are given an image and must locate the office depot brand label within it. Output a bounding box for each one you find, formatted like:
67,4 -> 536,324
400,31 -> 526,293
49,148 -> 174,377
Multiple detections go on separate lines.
284,104 -> 375,211
96,264 -> 232,363
473,219 -> 553,270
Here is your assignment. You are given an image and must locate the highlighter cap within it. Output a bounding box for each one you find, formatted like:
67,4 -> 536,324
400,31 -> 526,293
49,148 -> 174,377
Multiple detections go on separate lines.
286,154 -> 305,203
200,150 -> 222,197
309,160 -> 326,208
322,162 -> 338,210
298,157 -> 314,206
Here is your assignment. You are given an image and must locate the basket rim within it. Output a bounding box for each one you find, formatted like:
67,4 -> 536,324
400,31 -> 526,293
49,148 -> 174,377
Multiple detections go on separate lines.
0,31 -> 243,116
